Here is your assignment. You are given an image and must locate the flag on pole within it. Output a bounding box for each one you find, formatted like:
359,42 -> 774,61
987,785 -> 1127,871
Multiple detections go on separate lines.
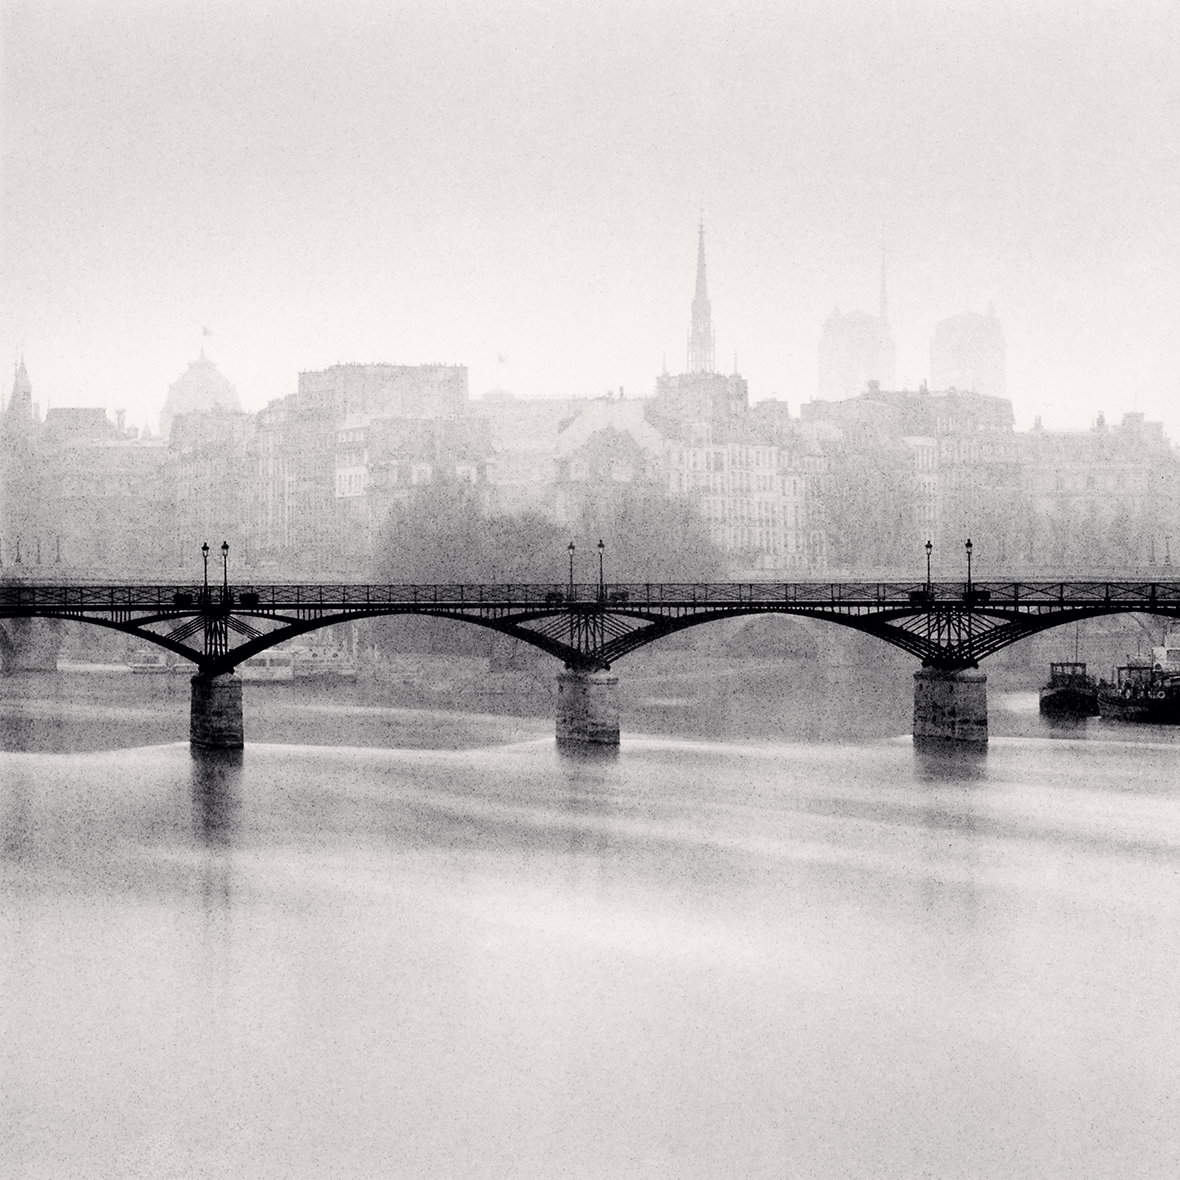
203,326 -> 213,338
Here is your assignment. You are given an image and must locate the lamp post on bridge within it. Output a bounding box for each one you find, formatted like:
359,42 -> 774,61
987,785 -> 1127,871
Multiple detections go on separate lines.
192,540 -> 242,748
925,539 -> 932,594
597,539 -> 604,602
965,538 -> 973,594
566,541 -> 576,651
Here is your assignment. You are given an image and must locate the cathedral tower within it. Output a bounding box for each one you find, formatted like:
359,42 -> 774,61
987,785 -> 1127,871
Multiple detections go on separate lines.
817,249 -> 896,400
930,307 -> 1006,398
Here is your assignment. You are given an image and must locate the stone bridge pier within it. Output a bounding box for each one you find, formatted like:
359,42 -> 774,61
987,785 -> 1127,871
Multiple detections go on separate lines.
556,669 -> 620,745
190,672 -> 244,749
913,667 -> 988,744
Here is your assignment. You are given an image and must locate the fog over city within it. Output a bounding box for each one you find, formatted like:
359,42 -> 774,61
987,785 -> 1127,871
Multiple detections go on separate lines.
3,1 -> 1177,437
8,8 -> 1180,1178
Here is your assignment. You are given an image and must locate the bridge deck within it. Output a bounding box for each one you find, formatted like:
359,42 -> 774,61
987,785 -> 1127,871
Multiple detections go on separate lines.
4,579 -> 1180,610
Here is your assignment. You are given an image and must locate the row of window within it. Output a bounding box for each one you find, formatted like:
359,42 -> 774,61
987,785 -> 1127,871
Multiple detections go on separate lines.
679,446 -> 801,474
707,526 -> 817,556
333,462 -> 482,497
700,496 -> 805,529
675,471 -> 806,497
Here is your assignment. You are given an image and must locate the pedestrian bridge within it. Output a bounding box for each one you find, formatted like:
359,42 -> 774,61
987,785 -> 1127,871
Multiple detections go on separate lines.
4,578 -> 1180,747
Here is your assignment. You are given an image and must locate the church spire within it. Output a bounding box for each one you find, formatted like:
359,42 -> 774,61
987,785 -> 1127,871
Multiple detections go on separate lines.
7,359 -> 33,417
687,220 -> 715,373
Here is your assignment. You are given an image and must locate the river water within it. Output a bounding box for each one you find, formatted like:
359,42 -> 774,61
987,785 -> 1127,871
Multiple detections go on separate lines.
2,667 -> 1179,1179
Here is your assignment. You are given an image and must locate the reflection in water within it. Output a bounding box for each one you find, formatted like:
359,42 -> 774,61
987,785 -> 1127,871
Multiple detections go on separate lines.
190,746 -> 242,848
555,743 -> 619,897
913,737 -> 988,782
556,740 -> 620,766
910,741 -> 985,934
1042,712 -> 1093,739
190,747 -> 241,919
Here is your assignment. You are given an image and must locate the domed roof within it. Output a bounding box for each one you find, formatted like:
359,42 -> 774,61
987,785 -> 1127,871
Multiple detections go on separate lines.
160,349 -> 241,438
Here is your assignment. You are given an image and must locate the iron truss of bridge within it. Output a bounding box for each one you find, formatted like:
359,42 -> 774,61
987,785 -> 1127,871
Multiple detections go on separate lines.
5,579 -> 1180,676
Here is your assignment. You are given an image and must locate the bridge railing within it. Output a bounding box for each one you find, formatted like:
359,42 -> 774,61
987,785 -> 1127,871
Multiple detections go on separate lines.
7,580 -> 1180,610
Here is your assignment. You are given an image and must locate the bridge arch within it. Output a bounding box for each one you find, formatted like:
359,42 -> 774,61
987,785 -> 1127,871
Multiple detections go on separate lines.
23,600 -> 1180,677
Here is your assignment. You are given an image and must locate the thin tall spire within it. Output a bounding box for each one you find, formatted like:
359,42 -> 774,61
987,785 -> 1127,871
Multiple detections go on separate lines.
7,358 -> 32,416
687,220 -> 715,373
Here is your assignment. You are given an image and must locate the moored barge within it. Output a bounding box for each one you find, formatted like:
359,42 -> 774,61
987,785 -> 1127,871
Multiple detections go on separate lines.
1039,661 -> 1099,716
1098,635 -> 1180,724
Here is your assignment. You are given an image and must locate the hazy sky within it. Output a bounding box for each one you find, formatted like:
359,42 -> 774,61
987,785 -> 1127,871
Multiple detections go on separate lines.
3,0 -> 1178,437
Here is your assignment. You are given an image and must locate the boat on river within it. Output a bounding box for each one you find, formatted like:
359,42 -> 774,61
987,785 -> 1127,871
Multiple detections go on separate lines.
238,649 -> 296,682
1098,634 -> 1180,724
1097,664 -> 1180,724
236,646 -> 356,682
1038,662 -> 1099,716
128,649 -> 170,674
291,645 -> 357,679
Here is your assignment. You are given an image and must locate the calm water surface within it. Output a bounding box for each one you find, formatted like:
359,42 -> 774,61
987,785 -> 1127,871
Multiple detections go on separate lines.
2,671 -> 1179,1178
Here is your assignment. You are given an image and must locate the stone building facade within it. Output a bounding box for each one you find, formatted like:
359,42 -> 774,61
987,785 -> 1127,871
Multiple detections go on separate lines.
1017,412 -> 1180,574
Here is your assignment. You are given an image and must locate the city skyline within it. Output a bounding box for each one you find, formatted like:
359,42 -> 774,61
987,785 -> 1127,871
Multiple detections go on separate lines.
3,2 -> 1177,437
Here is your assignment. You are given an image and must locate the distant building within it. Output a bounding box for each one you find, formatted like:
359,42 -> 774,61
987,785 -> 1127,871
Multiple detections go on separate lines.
169,409 -> 256,568
802,383 -> 1020,573
1018,412 -> 1180,572
467,392 -> 665,521
347,413 -> 491,553
651,370 -> 748,433
34,393 -> 173,574
817,258 -> 895,400
663,412 -> 827,573
468,393 -> 584,516
2,364 -> 173,576
651,223 -> 748,434
250,363 -> 471,572
930,308 -> 1006,399
46,432 -> 171,575
647,227 -> 825,572
1,361 -> 42,568
3,359 -> 35,425
298,363 -> 467,420
41,407 -> 118,444
160,350 -> 241,440
553,400 -> 666,525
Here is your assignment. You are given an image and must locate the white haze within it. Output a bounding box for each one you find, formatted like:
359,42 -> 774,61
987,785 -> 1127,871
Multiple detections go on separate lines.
2,0 -> 1177,437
